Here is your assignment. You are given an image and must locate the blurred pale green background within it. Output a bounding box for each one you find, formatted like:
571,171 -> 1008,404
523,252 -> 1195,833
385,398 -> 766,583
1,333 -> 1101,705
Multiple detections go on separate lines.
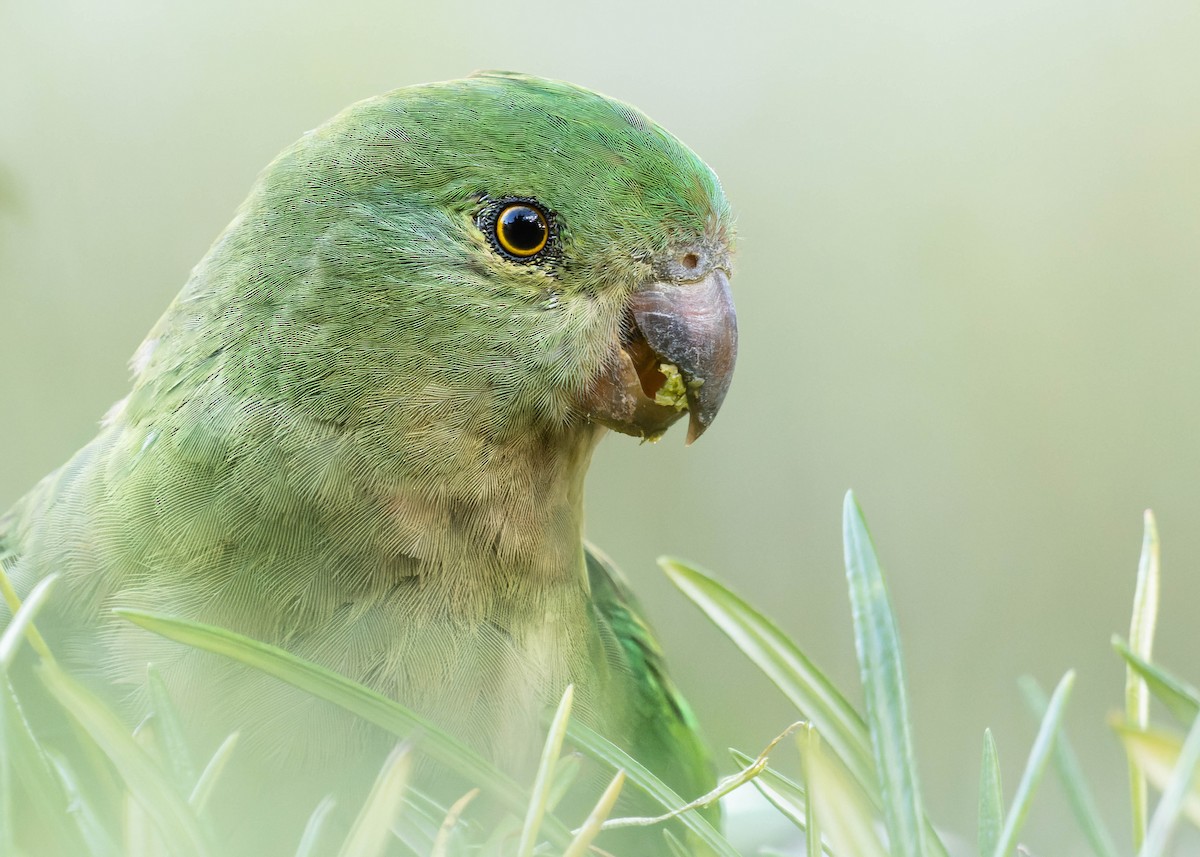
3,1 -> 1200,853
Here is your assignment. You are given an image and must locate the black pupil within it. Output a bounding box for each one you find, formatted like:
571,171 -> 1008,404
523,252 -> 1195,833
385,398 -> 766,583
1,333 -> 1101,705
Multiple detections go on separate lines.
500,206 -> 546,252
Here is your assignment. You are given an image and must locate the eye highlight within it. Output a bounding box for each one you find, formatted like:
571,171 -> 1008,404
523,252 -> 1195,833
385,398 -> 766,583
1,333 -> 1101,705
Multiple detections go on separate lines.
495,203 -> 549,257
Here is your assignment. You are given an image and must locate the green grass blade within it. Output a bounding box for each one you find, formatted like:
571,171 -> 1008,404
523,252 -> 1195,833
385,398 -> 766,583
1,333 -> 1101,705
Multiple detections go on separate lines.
800,723 -> 887,857
123,790 -> 155,857
115,608 -> 573,845
146,664 -> 198,796
294,795 -> 337,857
547,752 -> 583,812
480,814 -> 521,856
1,673 -> 83,856
803,725 -> 822,857
566,719 -> 741,857
0,573 -> 57,668
0,677 -> 15,857
188,732 -> 239,813
979,729 -> 1003,857
37,660 -> 212,857
392,800 -> 444,857
806,778 -> 821,857
1137,712 -> 1200,857
429,788 -> 479,857
1127,510 -> 1161,852
1019,677 -> 1119,857
0,567 -> 83,856
562,770 -> 626,857
405,787 -> 472,850
1113,637 -> 1200,726
45,749 -> 122,857
731,747 -> 835,855
1114,723 -> 1200,830
0,563 -> 54,662
517,684 -> 573,857
337,743 -> 412,857
991,670 -> 1075,857
126,720 -> 166,857
664,828 -> 691,857
744,768 -> 805,828
661,557 -> 873,790
842,491 -> 927,857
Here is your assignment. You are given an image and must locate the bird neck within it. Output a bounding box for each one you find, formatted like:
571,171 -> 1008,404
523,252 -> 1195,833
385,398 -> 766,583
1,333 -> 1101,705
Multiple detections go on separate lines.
376,421 -> 605,588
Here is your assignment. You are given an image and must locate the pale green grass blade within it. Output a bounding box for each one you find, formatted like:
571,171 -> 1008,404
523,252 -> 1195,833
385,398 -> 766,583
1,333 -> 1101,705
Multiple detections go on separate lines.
1114,637 -> 1200,726
804,725 -> 822,857
115,609 -> 573,844
1127,510 -> 1160,852
979,729 -> 1003,857
1,675 -> 77,856
842,491 -> 927,857
0,677 -> 16,857
123,788 -> 156,857
731,750 -> 812,838
562,770 -> 625,857
337,743 -> 411,857
480,814 -> 521,855
0,573 -> 57,667
391,802 -> 443,857
566,719 -> 740,857
430,788 -> 479,857
1114,722 -> 1200,830
517,684 -> 573,857
1137,712 -> 1200,857
118,609 -> 509,793
799,724 -> 887,857
0,563 -> 54,662
991,670 -> 1075,857
146,664 -> 198,796
126,721 -> 165,857
401,787 -> 474,853
1019,677 -> 1119,857
547,752 -> 583,812
731,747 -> 837,855
1,562 -> 116,806
743,767 -> 805,828
601,719 -> 805,839
664,829 -> 691,857
294,795 -> 336,857
188,732 -> 239,813
37,661 -> 212,857
45,749 -> 122,857
0,568 -> 88,855
661,557 -> 873,791
806,781 -> 820,857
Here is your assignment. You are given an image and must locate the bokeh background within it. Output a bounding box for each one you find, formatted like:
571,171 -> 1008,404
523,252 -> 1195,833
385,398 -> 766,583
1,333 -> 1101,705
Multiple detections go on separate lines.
3,1 -> 1200,853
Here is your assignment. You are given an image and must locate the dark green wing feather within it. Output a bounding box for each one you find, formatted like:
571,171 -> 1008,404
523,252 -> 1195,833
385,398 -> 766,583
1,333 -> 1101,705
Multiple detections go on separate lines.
586,544 -> 719,827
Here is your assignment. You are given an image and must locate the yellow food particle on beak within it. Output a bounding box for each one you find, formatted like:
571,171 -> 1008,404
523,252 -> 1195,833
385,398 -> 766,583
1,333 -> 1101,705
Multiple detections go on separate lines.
654,363 -> 689,411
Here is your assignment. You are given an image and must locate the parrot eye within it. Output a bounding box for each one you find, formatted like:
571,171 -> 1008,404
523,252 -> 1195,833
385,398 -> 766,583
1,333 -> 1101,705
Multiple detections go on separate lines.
486,200 -> 552,260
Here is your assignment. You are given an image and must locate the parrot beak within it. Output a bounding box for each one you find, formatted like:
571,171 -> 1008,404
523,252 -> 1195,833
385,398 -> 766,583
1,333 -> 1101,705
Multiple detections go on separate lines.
582,268 -> 737,444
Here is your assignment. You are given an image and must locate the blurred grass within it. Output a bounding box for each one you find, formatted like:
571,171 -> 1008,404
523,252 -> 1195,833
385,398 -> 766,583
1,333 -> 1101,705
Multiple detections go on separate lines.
6,495 -> 1200,855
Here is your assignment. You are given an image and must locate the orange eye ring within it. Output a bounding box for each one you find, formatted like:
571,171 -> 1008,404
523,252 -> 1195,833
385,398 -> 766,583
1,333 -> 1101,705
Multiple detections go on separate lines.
494,203 -> 549,258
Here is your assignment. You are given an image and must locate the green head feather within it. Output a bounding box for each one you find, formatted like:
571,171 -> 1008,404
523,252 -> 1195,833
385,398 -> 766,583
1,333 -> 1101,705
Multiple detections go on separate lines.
127,72 -> 733,460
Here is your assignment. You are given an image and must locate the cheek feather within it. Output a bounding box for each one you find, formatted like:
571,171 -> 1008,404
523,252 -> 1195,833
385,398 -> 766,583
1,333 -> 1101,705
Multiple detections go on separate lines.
537,287 -> 629,394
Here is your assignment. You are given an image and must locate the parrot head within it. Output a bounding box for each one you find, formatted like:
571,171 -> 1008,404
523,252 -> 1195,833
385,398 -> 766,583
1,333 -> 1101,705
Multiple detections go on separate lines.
134,72 -> 736,475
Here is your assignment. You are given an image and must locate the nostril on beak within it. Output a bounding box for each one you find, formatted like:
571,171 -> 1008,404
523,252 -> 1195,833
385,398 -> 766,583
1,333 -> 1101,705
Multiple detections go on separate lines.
681,252 -> 700,271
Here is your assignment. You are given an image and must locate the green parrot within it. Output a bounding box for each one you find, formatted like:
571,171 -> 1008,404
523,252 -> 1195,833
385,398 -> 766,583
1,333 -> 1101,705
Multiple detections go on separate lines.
0,72 -> 737,854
